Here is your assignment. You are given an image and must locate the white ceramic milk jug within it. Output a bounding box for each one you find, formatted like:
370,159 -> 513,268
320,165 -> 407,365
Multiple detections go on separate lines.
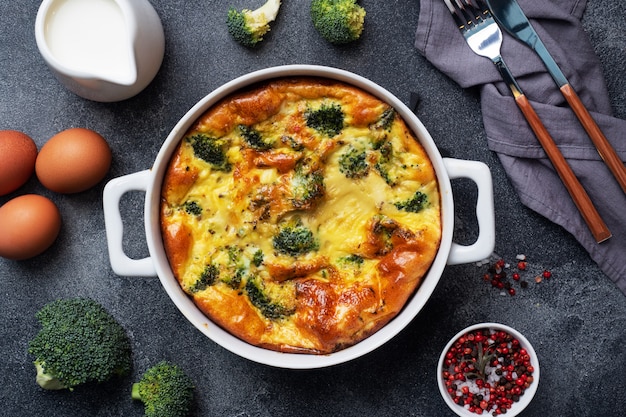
35,0 -> 165,102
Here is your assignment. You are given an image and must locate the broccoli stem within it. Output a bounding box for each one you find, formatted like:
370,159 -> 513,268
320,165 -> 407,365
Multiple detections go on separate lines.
252,0 -> 281,23
34,362 -> 67,390
131,383 -> 142,400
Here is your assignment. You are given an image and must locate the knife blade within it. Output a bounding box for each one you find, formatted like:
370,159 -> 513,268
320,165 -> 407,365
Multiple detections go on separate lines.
486,0 -> 626,195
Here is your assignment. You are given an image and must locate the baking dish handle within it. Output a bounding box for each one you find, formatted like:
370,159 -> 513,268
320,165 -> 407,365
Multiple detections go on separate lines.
103,170 -> 157,277
444,158 -> 496,265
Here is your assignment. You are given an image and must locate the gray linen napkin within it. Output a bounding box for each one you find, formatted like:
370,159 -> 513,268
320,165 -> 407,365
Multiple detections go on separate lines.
415,0 -> 626,295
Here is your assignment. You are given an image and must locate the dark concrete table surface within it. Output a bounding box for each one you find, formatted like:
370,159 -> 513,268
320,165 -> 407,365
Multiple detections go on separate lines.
1,1 -> 624,416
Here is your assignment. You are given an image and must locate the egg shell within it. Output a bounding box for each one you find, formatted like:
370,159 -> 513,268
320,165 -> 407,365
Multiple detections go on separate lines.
0,194 -> 62,260
36,128 -> 112,194
0,130 -> 38,196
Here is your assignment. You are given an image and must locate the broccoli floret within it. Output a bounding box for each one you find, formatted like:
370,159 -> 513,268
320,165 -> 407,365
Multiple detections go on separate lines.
186,134 -> 231,171
394,191 -> 429,213
245,276 -> 295,319
223,246 -> 246,289
182,201 -> 202,216
338,254 -> 364,266
273,221 -> 319,256
374,139 -> 398,186
132,361 -> 194,417
372,108 -> 396,131
239,124 -> 273,151
291,170 -> 324,208
337,254 -> 365,269
304,103 -> 344,137
227,0 -> 282,47
310,0 -> 366,45
281,135 -> 305,151
370,215 -> 400,254
290,158 -> 325,209
190,264 -> 219,293
339,145 -> 369,179
190,247 -> 253,293
27,298 -> 132,391
252,249 -> 264,266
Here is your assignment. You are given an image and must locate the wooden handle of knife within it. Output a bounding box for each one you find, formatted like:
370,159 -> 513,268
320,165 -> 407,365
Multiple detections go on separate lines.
514,94 -> 611,243
560,84 -> 626,194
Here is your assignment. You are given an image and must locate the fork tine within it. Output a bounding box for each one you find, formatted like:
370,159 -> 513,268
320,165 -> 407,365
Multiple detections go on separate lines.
454,0 -> 476,27
446,0 -> 487,30
443,0 -> 466,28
472,0 -> 490,13
461,0 -> 487,23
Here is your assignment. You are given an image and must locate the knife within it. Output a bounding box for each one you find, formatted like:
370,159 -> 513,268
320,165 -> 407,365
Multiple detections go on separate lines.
486,0 -> 626,195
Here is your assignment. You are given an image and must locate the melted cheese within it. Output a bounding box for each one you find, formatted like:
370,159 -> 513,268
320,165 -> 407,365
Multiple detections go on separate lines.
160,78 -> 441,353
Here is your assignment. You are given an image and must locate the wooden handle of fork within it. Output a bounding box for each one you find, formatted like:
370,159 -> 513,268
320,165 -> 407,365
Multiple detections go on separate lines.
514,94 -> 612,243
560,84 -> 626,195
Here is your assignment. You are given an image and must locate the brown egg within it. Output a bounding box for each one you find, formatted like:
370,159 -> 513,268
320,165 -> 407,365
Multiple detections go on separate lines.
0,130 -> 38,196
0,194 -> 62,260
36,128 -> 112,194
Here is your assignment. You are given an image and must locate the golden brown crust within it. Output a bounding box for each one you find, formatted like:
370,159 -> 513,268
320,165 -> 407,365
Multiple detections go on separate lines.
160,77 -> 441,354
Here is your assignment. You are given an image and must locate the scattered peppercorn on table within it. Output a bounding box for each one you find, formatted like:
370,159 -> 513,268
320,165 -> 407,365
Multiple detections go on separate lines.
1,1 -> 625,416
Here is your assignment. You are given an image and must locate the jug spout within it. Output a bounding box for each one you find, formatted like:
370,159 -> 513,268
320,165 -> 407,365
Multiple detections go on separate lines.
35,0 -> 164,102
99,47 -> 138,88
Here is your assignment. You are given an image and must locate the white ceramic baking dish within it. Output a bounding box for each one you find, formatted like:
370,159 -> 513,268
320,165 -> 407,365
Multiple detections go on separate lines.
103,65 -> 495,369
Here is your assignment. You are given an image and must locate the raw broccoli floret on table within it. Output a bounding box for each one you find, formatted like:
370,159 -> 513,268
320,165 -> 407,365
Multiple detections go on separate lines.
227,0 -> 282,47
27,298 -> 132,391
310,0 -> 366,44
132,361 -> 195,417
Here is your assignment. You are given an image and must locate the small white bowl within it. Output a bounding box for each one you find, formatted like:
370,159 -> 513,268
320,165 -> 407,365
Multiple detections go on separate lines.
437,323 -> 539,416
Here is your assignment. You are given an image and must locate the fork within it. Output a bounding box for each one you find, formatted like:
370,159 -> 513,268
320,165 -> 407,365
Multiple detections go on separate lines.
443,0 -> 611,243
